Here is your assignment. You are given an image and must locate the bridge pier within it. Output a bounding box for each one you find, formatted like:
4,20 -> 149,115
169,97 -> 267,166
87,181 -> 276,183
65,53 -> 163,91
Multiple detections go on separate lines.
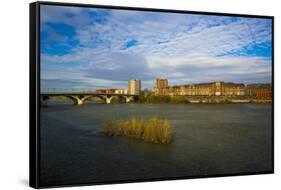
75,97 -> 83,105
68,95 -> 91,105
100,96 -> 113,104
105,97 -> 111,104
123,96 -> 133,103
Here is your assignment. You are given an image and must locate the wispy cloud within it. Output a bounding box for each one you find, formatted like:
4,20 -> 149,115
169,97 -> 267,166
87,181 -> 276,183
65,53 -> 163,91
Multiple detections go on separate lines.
40,5 -> 272,91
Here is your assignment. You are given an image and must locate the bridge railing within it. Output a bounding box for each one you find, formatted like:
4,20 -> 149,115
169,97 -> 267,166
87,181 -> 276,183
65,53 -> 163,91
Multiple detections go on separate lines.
40,88 -> 140,97
41,88 -> 97,94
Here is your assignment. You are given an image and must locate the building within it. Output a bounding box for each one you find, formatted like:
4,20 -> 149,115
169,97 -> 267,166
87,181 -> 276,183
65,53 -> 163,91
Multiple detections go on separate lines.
223,82 -> 245,96
154,79 -> 245,96
128,79 -> 141,95
95,80 -> 142,96
255,89 -> 272,100
154,78 -> 169,96
156,78 -> 168,89
95,88 -> 127,94
245,83 -> 272,100
95,88 -> 117,94
115,89 -> 128,94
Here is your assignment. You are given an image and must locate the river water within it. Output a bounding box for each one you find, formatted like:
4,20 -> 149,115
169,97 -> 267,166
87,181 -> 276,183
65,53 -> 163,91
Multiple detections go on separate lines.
40,102 -> 273,186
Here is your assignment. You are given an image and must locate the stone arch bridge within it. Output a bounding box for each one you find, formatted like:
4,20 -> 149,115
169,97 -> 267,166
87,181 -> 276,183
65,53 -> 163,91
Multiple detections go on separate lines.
40,93 -> 138,105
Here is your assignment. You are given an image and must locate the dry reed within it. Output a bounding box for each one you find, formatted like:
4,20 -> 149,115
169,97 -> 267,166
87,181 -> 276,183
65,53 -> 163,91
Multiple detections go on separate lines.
101,116 -> 172,144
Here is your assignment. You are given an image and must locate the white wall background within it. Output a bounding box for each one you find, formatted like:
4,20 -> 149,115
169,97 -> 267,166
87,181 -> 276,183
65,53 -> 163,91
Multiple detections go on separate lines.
0,0 -> 279,189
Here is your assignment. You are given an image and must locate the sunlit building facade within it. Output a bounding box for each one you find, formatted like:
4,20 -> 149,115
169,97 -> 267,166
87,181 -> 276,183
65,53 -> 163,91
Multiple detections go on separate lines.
154,78 -> 169,96
95,88 -> 127,94
154,79 -> 246,96
128,79 -> 141,95
245,84 -> 272,100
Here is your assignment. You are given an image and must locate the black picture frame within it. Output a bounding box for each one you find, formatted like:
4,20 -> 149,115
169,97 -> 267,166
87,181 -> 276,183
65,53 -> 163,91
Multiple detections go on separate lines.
30,1 -> 274,188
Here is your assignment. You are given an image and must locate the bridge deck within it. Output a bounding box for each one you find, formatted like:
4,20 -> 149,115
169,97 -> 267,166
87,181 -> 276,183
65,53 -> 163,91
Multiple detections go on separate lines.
41,93 -> 138,96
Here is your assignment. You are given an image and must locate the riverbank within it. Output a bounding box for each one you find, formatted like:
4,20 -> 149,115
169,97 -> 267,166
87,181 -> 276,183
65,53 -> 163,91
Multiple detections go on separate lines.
137,95 -> 272,104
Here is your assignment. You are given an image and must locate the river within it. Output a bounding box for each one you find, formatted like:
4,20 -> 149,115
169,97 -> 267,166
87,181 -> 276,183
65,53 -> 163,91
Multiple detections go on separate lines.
40,102 -> 273,187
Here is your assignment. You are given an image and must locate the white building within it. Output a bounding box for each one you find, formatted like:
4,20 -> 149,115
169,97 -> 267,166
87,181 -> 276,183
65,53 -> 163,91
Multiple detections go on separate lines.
128,79 -> 141,95
115,89 -> 128,94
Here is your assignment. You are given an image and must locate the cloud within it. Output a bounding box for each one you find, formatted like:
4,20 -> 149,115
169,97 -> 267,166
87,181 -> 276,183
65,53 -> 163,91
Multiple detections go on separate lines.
40,5 -> 272,90
146,53 -> 271,84
82,52 -> 153,81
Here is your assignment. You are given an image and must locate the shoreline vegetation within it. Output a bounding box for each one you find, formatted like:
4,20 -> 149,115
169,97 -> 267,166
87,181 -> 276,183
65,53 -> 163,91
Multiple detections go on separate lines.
138,94 -> 272,104
100,117 -> 172,144
136,95 -> 271,104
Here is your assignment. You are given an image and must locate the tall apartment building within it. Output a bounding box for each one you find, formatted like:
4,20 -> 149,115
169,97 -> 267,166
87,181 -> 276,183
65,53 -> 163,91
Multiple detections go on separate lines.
156,78 -> 168,89
154,78 -> 169,95
128,79 -> 141,95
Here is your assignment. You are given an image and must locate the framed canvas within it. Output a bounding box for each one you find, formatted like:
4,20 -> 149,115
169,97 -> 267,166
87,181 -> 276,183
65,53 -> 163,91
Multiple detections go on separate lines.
29,1 -> 274,188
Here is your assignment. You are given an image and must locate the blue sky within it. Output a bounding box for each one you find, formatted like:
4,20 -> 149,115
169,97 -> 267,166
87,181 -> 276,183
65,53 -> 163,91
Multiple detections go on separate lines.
40,5 -> 272,92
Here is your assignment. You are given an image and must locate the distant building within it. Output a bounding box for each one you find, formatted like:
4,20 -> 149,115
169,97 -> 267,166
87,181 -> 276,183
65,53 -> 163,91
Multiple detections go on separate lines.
95,88 -> 127,94
115,89 -> 128,94
154,79 -> 245,96
245,83 -> 272,100
128,79 -> 141,95
95,89 -> 116,94
222,82 -> 245,96
156,78 -> 168,89
154,78 -> 169,95
255,89 -> 272,100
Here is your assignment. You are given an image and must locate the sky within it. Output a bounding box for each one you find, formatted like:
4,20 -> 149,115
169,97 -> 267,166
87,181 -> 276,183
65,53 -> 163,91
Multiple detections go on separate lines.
40,5 -> 272,92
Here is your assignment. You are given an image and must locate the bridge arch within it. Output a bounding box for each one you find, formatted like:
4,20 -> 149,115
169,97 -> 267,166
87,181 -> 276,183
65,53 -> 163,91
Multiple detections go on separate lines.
40,93 -> 138,106
122,95 -> 134,103
65,95 -> 94,105
98,95 -> 115,104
